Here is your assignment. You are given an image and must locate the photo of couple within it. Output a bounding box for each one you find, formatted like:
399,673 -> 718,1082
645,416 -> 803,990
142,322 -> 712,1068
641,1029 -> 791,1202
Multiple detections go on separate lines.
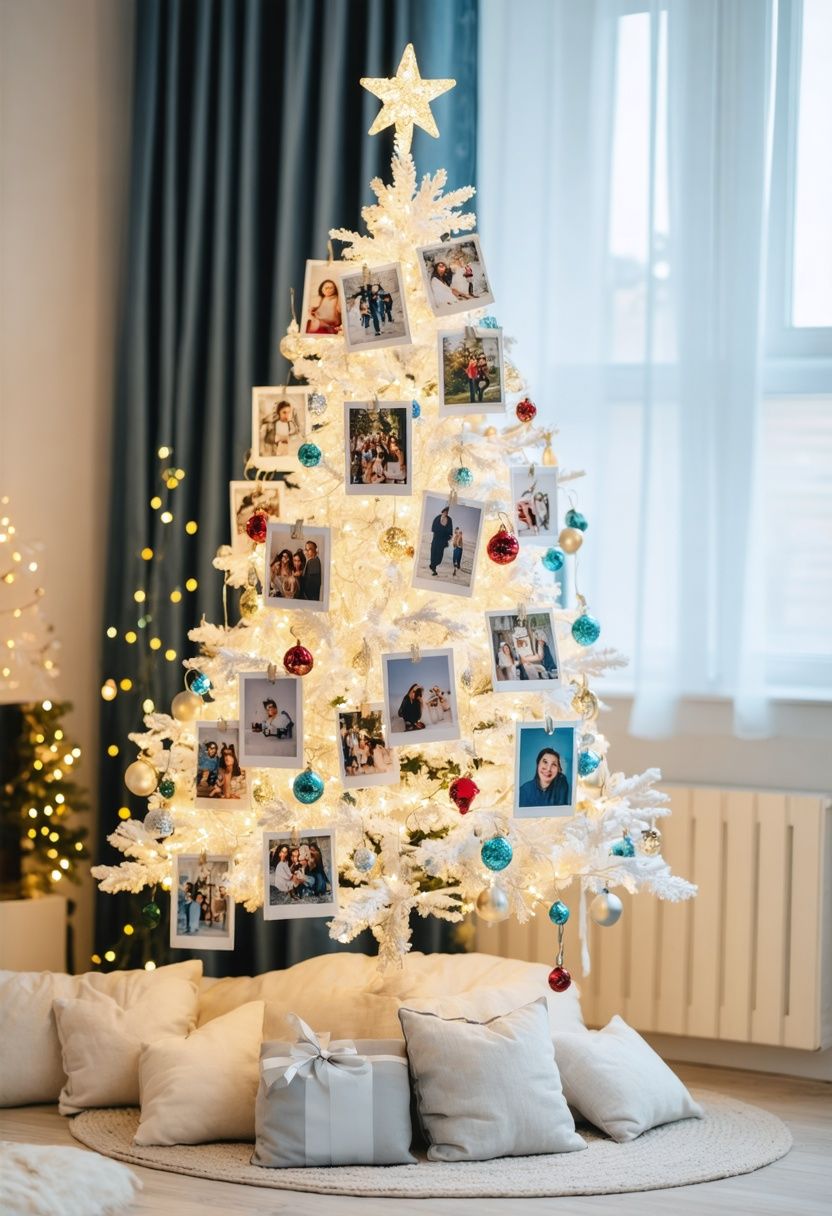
238,673 -> 303,768
336,705 -> 400,789
514,723 -> 577,818
486,609 -> 561,690
338,263 -> 412,351
412,492 -> 484,598
417,235 -> 495,318
250,387 -> 307,469
382,648 -> 460,746
229,481 -> 285,552
170,855 -> 235,951
510,466 -> 559,542
194,721 -> 248,807
345,402 -> 412,495
300,260 -> 344,336
438,329 -> 506,415
263,830 -> 338,920
264,524 -> 329,612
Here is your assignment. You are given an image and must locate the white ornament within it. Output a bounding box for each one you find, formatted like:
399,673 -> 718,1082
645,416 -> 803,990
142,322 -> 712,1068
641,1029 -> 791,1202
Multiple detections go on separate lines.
353,847 -> 376,873
476,885 -> 510,923
144,808 -> 174,839
590,889 -> 623,927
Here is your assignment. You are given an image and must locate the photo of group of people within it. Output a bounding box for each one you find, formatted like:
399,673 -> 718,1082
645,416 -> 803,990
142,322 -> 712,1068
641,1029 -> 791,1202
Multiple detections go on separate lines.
336,704 -> 400,789
510,467 -> 559,542
338,263 -> 411,351
345,403 -> 412,494
170,855 -> 235,950
486,609 -> 561,690
263,831 -> 338,919
416,235 -> 494,318
300,261 -> 344,335
229,481 -> 285,552
413,492 -> 484,597
438,329 -> 505,414
250,387 -> 307,469
514,723 -> 577,817
382,648 -> 460,745
194,721 -> 247,808
238,673 -> 303,768
264,523 -> 329,612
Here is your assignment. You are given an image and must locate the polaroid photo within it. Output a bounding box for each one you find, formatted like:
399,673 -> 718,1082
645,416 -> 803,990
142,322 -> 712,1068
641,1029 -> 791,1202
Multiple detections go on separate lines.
263,829 -> 338,920
250,387 -> 308,470
438,328 -> 506,416
344,401 -> 412,495
412,491 -> 484,598
336,703 -> 400,790
416,235 -> 495,318
229,480 -> 285,552
485,608 -> 561,691
300,260 -> 346,337
510,466 -> 559,543
263,522 -> 330,612
337,262 -> 412,353
382,647 -> 460,746
513,722 -> 578,818
170,854 -> 235,951
238,672 -> 303,769
194,720 -> 248,808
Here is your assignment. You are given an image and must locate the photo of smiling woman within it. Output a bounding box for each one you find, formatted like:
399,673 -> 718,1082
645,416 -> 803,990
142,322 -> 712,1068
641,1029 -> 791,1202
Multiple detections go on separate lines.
513,723 -> 578,818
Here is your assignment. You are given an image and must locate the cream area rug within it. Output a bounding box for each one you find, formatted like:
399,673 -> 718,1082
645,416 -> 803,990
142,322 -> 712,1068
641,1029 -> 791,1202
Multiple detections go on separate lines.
69,1090 -> 792,1199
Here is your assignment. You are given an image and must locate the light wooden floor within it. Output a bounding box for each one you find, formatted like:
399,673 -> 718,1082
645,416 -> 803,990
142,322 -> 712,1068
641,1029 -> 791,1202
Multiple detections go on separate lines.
2,1065 -> 830,1216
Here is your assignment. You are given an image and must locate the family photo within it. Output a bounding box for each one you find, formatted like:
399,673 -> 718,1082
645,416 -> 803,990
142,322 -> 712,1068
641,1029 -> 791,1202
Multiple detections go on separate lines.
510,466 -> 559,542
382,648 -> 460,746
229,481 -> 285,551
336,704 -> 400,790
194,721 -> 248,808
416,234 -> 494,317
338,262 -> 411,352
264,523 -> 330,612
344,402 -> 412,494
438,329 -> 505,415
300,260 -> 344,336
250,387 -> 307,469
513,723 -> 577,818
263,831 -> 338,920
412,492 -> 484,597
486,609 -> 561,690
238,673 -> 303,768
170,855 -> 235,951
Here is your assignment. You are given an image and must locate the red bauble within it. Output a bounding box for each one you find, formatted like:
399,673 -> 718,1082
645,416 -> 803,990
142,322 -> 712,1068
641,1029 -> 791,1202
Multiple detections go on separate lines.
283,643 -> 314,676
548,965 -> 572,992
245,510 -> 269,544
449,775 -> 480,814
515,396 -> 537,424
486,526 -> 520,565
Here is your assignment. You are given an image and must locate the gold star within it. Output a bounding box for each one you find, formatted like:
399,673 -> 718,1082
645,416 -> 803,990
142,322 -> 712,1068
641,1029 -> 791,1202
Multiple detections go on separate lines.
360,44 -> 455,156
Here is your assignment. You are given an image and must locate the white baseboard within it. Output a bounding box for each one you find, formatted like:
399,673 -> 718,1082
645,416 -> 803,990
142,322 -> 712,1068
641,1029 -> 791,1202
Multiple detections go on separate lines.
642,1031 -> 832,1083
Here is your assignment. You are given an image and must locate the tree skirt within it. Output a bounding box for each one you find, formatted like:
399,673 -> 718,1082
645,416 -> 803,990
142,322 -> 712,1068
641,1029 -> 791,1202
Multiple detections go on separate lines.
69,1090 -> 792,1199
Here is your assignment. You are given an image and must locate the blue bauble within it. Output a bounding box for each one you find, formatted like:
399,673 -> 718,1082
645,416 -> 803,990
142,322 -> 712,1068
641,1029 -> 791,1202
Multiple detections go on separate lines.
190,671 -> 211,696
610,836 -> 636,858
411,400 -> 421,419
542,547 -> 565,572
548,899 -> 570,925
565,509 -> 588,532
480,315 -> 499,329
298,442 -> 322,468
572,613 -> 601,646
481,835 -> 513,872
292,769 -> 325,804
450,466 -> 474,488
578,749 -> 602,777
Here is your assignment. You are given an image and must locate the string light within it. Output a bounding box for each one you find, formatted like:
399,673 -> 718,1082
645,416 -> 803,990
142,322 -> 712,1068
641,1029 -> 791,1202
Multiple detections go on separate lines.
141,547 -> 154,561
185,521 -> 198,534
150,496 -> 162,510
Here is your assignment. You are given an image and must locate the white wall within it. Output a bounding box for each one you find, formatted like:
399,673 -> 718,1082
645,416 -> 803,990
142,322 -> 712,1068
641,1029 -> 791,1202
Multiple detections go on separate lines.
0,0 -> 134,967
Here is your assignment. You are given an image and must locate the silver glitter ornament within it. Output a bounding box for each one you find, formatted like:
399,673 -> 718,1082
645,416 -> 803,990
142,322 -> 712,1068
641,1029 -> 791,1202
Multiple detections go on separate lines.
144,808 -> 174,839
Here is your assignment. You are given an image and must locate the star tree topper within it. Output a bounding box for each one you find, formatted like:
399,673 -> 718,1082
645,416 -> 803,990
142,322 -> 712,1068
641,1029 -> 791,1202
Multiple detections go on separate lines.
360,44 -> 455,156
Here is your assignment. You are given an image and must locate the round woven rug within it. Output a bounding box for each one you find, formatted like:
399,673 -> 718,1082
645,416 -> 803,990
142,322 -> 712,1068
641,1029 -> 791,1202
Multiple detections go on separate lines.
69,1089 -> 792,1199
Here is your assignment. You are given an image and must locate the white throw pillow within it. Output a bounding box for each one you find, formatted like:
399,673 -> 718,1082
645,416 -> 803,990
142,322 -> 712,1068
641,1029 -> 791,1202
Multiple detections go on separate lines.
135,1001 -> 265,1145
53,974 -> 200,1114
399,998 -> 586,1162
0,961 -> 202,1108
555,1015 -> 704,1142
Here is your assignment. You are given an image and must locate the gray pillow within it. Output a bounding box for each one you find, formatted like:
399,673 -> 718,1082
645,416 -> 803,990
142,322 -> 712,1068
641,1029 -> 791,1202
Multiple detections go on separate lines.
399,997 -> 586,1162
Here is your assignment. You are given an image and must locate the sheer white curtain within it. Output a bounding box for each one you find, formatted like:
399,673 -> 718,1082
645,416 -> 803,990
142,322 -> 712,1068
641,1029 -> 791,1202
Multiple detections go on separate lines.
478,0 -> 777,735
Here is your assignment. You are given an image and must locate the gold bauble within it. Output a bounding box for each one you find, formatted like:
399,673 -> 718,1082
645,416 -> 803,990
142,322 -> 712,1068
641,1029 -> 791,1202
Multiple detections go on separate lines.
378,525 -> 411,561
171,690 -> 203,722
252,777 -> 276,806
571,686 -> 600,721
640,828 -> 663,856
559,526 -> 584,554
239,585 -> 259,619
124,757 -> 158,797
541,443 -> 558,466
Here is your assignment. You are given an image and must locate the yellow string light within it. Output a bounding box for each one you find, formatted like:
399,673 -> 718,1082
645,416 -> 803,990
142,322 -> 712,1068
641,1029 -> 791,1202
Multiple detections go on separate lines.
141,547 -> 154,561
185,521 -> 198,534
150,496 -> 162,510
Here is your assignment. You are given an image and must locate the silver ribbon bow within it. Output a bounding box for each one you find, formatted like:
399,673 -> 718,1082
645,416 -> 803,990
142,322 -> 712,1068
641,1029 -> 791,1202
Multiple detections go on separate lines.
262,1015 -> 372,1090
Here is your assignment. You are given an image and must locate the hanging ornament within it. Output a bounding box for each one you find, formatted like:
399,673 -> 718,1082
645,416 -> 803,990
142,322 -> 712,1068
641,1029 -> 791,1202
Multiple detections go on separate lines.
378,525 -> 413,560
292,767 -> 325,804
141,901 -> 162,929
590,888 -> 623,927
188,670 -> 212,697
308,392 -> 328,416
144,808 -> 174,839
158,777 -> 176,800
548,965 -> 572,992
541,432 -> 558,466
481,315 -> 499,329
353,846 -> 377,874
298,442 -> 322,468
245,510 -> 269,544
515,396 -> 537,424
283,642 -> 314,676
481,835 -> 513,871
610,834 -> 636,858
486,524 -> 520,565
171,690 -> 202,722
577,749 -> 602,778
448,466 -> 474,489
411,400 -> 421,419
548,899 -> 570,925
565,508 -> 588,532
571,684 -> 600,720
483,425 -> 497,438
476,885 -> 511,923
572,612 -> 601,647
449,775 -> 479,814
124,757 -> 158,797
541,547 -> 565,572
640,827 -> 663,856
240,585 -> 259,619
558,526 -> 584,554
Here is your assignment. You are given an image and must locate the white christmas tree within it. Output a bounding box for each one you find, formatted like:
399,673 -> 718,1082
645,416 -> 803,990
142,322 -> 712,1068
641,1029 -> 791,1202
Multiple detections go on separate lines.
93,48 -> 695,975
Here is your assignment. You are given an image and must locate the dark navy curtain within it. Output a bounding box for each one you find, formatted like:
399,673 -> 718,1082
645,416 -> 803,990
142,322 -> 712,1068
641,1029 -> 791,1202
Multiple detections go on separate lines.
96,0 -> 478,975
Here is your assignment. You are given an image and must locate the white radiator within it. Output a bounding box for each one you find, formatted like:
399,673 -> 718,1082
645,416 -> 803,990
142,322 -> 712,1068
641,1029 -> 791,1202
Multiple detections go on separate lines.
475,786 -> 832,1050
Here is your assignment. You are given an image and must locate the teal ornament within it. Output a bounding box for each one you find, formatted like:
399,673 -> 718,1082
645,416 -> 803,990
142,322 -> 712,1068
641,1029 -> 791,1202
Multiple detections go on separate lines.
542,547 -> 565,572
157,777 -> 176,800
190,671 -> 211,696
141,901 -> 162,929
411,400 -> 421,419
450,466 -> 474,488
565,509 -> 588,532
292,768 -> 325,804
481,315 -> 499,329
548,899 -> 570,925
298,443 -> 322,468
610,835 -> 636,858
481,835 -> 513,872
572,613 -> 601,646
308,392 -> 327,416
578,750 -> 602,777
